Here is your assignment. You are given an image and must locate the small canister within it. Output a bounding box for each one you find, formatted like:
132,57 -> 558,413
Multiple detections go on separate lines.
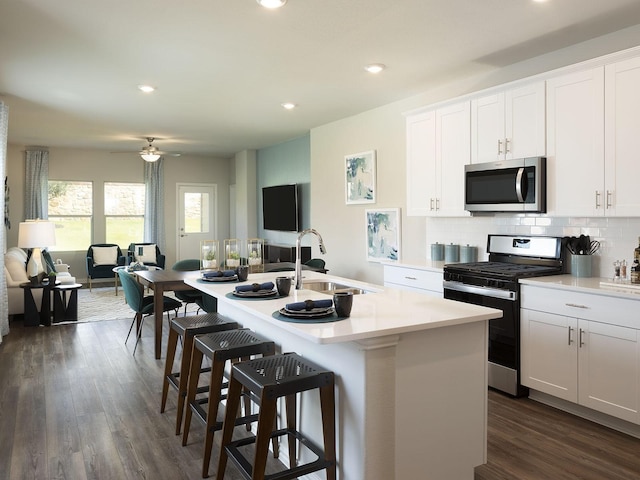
431,243 -> 445,261
444,243 -> 460,263
460,244 -> 477,263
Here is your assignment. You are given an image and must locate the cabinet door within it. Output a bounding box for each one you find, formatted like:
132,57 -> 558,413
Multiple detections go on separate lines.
505,82 -> 546,160
435,101 -> 470,217
604,56 -> 640,217
546,67 -> 605,216
471,93 -> 505,164
521,309 -> 578,402
406,111 -> 436,216
578,320 -> 640,423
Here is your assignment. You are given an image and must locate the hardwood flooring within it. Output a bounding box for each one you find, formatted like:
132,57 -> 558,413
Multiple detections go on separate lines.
1,317 -> 640,479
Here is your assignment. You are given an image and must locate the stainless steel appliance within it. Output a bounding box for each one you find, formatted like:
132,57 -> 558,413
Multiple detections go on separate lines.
443,235 -> 563,396
464,157 -> 546,213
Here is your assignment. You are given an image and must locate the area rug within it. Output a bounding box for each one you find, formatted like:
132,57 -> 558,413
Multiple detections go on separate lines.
75,286 -> 196,322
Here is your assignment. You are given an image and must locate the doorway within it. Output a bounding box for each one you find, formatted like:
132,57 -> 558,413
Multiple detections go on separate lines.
177,183 -> 217,261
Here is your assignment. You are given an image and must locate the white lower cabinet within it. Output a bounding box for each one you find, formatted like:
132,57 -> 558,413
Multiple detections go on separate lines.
521,286 -> 640,424
383,264 -> 442,296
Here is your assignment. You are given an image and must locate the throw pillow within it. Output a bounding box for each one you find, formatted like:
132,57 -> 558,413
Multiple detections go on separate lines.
92,246 -> 118,266
134,244 -> 157,265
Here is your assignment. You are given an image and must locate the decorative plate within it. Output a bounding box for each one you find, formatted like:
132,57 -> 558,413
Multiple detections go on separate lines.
232,289 -> 277,298
201,274 -> 238,282
279,307 -> 335,319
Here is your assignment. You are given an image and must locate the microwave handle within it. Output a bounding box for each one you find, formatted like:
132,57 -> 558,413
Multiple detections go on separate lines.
515,167 -> 525,202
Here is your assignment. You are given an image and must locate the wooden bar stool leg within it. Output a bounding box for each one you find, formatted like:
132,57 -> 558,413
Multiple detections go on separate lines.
182,347 -> 204,446
285,394 -> 297,468
175,331 -> 196,435
216,376 -> 243,480
161,327 -> 179,413
202,357 -> 226,478
251,394 -> 278,480
320,383 -> 337,480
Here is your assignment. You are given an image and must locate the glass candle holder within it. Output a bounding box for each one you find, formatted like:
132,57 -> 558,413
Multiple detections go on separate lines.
201,240 -> 219,270
224,238 -> 241,268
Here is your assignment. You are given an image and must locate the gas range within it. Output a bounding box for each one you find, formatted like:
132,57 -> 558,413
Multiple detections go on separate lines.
442,235 -> 564,397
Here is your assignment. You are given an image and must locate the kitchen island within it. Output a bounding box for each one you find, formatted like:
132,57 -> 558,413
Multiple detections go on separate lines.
185,270 -> 501,480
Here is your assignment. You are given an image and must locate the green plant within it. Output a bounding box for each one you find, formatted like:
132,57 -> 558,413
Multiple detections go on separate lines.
204,249 -> 216,260
228,251 -> 240,260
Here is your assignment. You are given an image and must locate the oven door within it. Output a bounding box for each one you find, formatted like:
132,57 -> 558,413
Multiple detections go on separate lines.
443,281 -> 526,396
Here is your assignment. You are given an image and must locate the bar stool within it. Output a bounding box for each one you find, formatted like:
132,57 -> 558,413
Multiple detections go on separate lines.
182,329 -> 276,478
160,313 -> 239,435
217,352 -> 336,480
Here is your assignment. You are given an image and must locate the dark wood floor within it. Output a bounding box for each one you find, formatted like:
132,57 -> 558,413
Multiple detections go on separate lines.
2,318 -> 640,480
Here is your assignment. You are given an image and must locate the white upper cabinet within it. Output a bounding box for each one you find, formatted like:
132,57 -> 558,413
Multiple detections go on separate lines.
406,101 -> 470,217
471,82 -> 546,164
604,56 -> 640,216
546,67 -> 605,216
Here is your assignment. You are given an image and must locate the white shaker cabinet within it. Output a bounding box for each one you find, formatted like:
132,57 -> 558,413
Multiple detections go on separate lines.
546,67 -> 605,217
604,56 -> 640,216
521,284 -> 640,424
470,82 -> 546,164
405,101 -> 470,217
383,264 -> 443,296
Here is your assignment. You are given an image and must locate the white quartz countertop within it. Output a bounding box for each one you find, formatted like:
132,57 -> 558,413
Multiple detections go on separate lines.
185,270 -> 501,344
520,274 -> 640,301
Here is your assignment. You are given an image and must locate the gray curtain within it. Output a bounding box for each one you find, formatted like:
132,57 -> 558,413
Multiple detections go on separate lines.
25,149 -> 49,220
144,157 -> 165,252
0,101 -> 9,341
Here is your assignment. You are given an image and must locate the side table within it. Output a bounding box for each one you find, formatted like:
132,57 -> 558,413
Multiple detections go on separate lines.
20,282 -> 52,327
52,283 -> 82,323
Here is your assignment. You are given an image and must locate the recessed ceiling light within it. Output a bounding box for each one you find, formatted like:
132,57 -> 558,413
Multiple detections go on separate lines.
364,63 -> 386,74
281,102 -> 297,110
138,85 -> 156,93
257,0 -> 287,8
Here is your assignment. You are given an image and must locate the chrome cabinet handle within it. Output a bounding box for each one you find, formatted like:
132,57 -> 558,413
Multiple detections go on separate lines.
568,326 -> 574,345
497,139 -> 503,155
595,191 -> 601,209
505,138 -> 511,153
404,276 -> 417,281
435,198 -> 440,211
579,328 -> 585,348
606,190 -> 612,209
430,198 -> 435,211
565,303 -> 589,309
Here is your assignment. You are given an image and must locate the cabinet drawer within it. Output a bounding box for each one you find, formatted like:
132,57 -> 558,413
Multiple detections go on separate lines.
384,265 -> 443,293
521,285 -> 640,328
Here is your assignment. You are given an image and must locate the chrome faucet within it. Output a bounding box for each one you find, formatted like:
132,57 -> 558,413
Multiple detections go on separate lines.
295,228 -> 326,289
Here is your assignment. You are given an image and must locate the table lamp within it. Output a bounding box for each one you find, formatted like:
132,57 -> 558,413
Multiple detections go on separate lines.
17,220 -> 56,281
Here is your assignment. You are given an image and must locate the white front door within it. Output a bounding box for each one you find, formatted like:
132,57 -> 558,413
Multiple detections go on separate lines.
177,183 -> 217,261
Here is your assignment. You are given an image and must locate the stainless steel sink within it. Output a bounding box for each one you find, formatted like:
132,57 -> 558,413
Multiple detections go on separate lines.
301,280 -> 370,295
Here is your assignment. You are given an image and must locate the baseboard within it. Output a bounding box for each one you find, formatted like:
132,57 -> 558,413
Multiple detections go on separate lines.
528,389 -> 640,439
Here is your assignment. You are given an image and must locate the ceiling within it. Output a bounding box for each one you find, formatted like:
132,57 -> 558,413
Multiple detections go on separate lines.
2,0 -> 640,158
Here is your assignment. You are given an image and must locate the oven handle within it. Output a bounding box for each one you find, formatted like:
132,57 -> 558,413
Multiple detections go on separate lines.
443,280 -> 517,301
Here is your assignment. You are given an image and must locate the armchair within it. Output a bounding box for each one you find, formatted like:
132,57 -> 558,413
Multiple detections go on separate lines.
86,244 -> 126,291
127,243 -> 166,269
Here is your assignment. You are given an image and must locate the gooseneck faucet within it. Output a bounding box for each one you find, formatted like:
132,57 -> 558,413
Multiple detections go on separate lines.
295,228 -> 327,289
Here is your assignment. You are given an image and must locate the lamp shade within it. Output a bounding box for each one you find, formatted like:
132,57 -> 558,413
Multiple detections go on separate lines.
18,220 -> 56,248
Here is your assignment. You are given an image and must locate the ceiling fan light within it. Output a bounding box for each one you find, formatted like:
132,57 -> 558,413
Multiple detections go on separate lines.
141,153 -> 160,162
364,63 -> 386,74
257,0 -> 287,8
137,84 -> 156,93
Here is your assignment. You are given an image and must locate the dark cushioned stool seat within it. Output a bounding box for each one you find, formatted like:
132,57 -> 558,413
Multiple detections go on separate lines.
182,329 -> 276,478
217,352 -> 336,480
160,313 -> 239,436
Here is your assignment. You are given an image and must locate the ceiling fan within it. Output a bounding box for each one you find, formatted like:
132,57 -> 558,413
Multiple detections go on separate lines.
113,137 -> 181,162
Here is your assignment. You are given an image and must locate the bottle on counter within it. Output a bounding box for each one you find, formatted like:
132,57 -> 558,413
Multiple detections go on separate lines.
635,237 -> 640,263
631,260 -> 640,285
621,259 -> 627,280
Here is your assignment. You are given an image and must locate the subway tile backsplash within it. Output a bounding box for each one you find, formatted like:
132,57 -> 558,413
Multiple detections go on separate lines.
426,216 -> 640,279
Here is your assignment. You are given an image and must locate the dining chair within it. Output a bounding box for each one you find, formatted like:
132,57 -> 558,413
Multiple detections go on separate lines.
118,270 -> 182,355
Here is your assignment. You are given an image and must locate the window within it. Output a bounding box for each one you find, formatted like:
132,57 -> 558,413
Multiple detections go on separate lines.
105,182 -> 145,249
48,181 -> 93,252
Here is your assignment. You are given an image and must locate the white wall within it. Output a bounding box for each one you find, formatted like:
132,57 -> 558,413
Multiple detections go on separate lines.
310,25 -> 640,284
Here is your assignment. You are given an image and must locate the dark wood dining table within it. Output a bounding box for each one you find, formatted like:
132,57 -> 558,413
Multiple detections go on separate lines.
134,269 -> 198,359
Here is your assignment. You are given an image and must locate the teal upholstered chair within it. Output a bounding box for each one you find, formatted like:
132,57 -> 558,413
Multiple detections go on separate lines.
304,258 -> 326,270
118,270 -> 182,355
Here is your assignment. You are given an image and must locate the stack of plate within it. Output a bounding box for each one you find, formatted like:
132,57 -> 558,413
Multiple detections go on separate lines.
279,305 -> 335,319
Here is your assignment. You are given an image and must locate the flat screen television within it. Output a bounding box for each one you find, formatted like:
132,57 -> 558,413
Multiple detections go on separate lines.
262,184 -> 300,232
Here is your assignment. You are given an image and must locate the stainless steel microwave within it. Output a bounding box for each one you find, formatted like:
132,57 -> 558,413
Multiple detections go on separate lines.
464,157 -> 546,213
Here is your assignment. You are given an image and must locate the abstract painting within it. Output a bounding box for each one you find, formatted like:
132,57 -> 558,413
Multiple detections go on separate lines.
345,150 -> 376,204
365,208 -> 400,262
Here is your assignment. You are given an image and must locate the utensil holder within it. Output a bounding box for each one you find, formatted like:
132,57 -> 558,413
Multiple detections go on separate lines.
571,254 -> 592,278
